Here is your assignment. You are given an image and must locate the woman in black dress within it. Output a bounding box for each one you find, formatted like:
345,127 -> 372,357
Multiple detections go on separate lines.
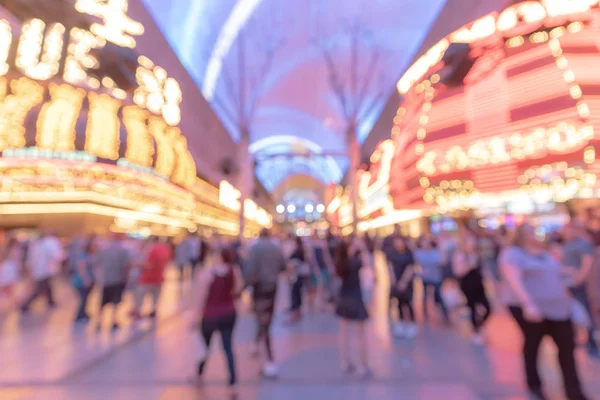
335,239 -> 370,377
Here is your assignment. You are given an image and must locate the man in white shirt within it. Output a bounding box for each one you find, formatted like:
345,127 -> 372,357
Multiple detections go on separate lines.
21,231 -> 64,312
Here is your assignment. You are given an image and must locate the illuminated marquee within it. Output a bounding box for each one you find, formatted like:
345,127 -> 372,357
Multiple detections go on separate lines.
397,0 -> 600,94
417,124 -> 594,176
0,1 -> 194,189
219,180 -> 273,227
36,84 -> 86,151
358,140 -> 395,218
0,6 -> 181,130
0,77 -> 44,151
219,180 -> 242,212
75,0 -> 144,48
134,60 -> 182,127
381,0 -> 600,215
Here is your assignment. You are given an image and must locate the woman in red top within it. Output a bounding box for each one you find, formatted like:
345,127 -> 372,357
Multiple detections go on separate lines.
193,247 -> 244,390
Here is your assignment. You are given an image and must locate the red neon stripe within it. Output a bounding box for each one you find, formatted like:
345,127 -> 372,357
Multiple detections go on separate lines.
511,96 -> 577,122
506,55 -> 557,77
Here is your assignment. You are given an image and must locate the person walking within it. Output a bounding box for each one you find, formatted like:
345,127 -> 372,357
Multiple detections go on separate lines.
0,238 -> 22,309
244,228 -> 286,378
335,238 -> 371,377
132,237 -> 172,320
562,220 -> 599,357
175,236 -> 190,281
95,233 -> 131,331
381,225 -> 402,258
21,230 -> 64,313
72,238 -> 96,322
452,234 -> 491,344
312,234 -> 336,304
192,247 -> 244,393
287,236 -> 314,323
387,236 -> 417,338
500,223 -> 589,400
415,236 -> 449,324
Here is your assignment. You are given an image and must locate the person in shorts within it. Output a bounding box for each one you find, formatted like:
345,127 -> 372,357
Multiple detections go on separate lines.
244,228 -> 286,378
96,233 -> 131,331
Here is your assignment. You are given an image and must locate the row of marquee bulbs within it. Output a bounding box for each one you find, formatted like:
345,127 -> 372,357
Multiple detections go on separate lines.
276,204 -> 326,214
0,16 -> 182,127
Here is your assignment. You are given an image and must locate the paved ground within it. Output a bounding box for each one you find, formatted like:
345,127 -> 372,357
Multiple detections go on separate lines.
1,255 -> 599,400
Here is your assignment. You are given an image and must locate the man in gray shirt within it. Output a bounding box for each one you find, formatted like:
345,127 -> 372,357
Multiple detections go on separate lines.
96,233 -> 131,331
244,228 -> 286,378
562,221 -> 598,356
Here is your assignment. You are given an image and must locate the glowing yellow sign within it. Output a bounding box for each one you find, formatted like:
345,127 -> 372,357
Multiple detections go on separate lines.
64,28 -> 104,86
134,61 -> 182,126
0,1 -> 194,192
123,106 -> 154,167
149,116 -> 176,178
37,84 -> 86,151
0,77 -> 44,152
85,92 -> 121,160
219,180 -> 241,212
16,19 -> 65,81
0,20 -> 11,76
0,12 -> 182,132
75,0 -> 144,48
172,133 -> 196,188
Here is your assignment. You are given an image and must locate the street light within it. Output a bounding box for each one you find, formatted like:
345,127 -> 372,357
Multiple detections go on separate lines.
305,204 -> 314,213
276,204 -> 285,214
316,204 -> 325,213
287,204 -> 296,213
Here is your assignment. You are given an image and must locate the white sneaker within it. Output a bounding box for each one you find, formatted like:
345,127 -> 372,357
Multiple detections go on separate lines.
404,323 -> 418,339
393,322 -> 406,338
262,362 -> 279,378
472,333 -> 484,345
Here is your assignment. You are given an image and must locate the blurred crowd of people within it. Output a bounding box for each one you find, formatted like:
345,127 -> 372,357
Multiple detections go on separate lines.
1,214 -> 599,400
0,230 -> 212,330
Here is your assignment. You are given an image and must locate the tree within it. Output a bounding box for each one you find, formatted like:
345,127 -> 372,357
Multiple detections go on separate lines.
207,4 -> 291,238
310,4 -> 392,230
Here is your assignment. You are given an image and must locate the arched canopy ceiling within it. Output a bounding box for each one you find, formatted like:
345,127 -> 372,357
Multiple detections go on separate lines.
142,0 -> 447,191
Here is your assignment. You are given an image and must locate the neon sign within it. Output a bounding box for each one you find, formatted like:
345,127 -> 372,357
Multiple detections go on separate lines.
0,4 -> 180,126
0,2 -> 195,190
219,180 -> 272,227
451,0 -> 598,43
358,140 -> 395,218
219,180 -> 241,212
417,123 -> 594,176
397,0 -> 599,94
75,0 -> 144,48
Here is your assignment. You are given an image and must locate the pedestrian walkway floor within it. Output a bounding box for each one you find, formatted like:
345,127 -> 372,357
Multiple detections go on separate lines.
1,261 -> 599,400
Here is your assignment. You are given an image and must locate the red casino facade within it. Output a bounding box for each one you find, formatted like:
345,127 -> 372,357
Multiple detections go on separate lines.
356,0 -> 600,233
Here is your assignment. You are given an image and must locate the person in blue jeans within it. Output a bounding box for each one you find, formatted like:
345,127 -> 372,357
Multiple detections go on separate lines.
562,221 -> 599,357
72,238 -> 96,322
415,236 -> 449,324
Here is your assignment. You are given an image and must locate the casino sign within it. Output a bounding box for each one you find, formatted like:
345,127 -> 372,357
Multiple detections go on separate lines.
0,0 -> 232,234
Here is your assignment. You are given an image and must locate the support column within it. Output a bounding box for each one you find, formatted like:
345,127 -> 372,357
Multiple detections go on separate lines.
237,132 -> 253,239
347,124 -> 360,232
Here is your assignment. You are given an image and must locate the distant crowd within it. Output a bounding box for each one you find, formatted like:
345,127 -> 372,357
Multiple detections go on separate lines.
1,216 -> 599,400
